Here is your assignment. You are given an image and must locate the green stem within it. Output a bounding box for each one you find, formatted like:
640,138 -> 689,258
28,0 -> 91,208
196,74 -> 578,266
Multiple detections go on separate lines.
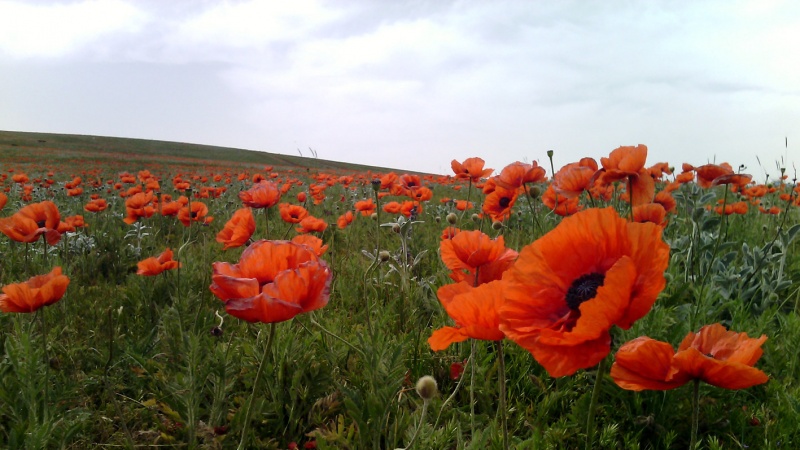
432,353 -> 472,429
497,341 -> 508,450
39,308 -> 49,422
237,322 -> 276,450
404,400 -> 429,450
470,340 -> 476,436
585,356 -> 609,450
690,379 -> 700,449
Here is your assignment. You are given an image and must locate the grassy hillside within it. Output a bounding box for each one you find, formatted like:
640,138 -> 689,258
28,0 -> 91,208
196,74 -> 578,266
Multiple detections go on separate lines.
0,130 -> 425,175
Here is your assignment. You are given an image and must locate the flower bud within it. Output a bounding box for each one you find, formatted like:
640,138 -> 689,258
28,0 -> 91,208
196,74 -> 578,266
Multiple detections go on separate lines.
378,250 -> 391,262
415,375 -> 438,401
491,220 -> 503,230
391,223 -> 401,233
371,212 -> 378,221
446,213 -> 457,224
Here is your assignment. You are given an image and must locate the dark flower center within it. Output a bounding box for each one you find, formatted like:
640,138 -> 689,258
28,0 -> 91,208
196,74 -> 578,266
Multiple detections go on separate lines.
565,272 -> 605,310
36,220 -> 47,227
499,197 -> 511,208
190,211 -> 198,218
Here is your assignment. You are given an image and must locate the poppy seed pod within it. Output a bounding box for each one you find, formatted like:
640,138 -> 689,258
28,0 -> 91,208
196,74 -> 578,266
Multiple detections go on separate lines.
528,185 -> 541,198
446,213 -> 457,224
371,212 -> 378,221
378,250 -> 391,262
415,375 -> 438,401
471,213 -> 480,222
491,220 -> 503,230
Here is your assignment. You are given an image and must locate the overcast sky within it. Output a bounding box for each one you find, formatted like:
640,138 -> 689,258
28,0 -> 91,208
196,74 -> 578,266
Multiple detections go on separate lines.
1,0 -> 797,177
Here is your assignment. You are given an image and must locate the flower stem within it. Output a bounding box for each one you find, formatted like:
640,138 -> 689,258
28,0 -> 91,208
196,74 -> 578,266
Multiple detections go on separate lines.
497,340 -> 508,450
403,399 -> 429,450
690,379 -> 700,449
237,322 -> 276,450
585,356 -> 609,450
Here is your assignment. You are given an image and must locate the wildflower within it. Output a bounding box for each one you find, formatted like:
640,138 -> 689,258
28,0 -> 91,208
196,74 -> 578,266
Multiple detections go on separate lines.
336,210 -> 354,229
137,248 -> 181,276
216,207 -> 256,250
177,201 -> 213,226
598,144 -> 654,206
0,267 -> 70,313
440,230 -> 517,285
209,240 -> 332,323
239,180 -> 281,209
611,323 -> 768,391
354,198 -> 377,216
279,203 -> 309,224
83,198 -> 108,213
451,157 -> 493,182
499,207 -> 670,377
0,200 -> 62,245
428,280 -> 506,351
291,234 -> 328,256
295,216 -> 328,234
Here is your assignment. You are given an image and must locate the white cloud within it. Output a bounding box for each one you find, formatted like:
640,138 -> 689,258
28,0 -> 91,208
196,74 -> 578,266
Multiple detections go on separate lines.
0,0 -> 147,58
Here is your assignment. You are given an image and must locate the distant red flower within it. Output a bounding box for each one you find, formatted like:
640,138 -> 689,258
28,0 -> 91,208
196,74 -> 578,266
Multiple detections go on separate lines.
0,267 -> 70,313
178,201 -> 213,226
279,203 -> 309,224
451,157 -> 493,182
217,208 -> 255,250
598,144 -> 655,206
354,198 -> 376,216
210,240 -> 331,323
239,181 -> 281,209
137,248 -> 181,276
84,198 -> 108,213
291,234 -> 328,256
494,161 -> 546,190
482,184 -> 518,221
0,192 -> 7,211
295,216 -> 327,234
336,210 -> 354,229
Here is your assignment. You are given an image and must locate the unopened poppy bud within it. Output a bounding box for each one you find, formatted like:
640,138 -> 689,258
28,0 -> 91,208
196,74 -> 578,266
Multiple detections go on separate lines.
446,213 -> 457,224
378,250 -> 391,262
435,216 -> 441,223
547,150 -> 554,158
210,326 -> 223,337
415,375 -> 438,401
371,212 -> 378,220
371,179 -> 381,191
529,185 -> 541,198
471,213 -> 480,222
491,220 -> 503,230
391,223 -> 401,233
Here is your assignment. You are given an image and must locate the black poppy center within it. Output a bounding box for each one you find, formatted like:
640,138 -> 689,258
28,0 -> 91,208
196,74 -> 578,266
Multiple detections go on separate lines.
565,272 -> 605,310
499,197 -> 511,208
36,220 -> 47,228
190,211 -> 198,219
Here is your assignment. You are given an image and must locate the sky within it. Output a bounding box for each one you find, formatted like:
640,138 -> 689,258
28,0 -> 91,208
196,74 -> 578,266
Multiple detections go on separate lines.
0,0 -> 798,178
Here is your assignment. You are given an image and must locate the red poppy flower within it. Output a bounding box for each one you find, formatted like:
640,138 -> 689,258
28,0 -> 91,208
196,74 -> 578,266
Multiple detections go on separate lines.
239,181 -> 281,209
632,203 -> 667,227
291,234 -> 328,256
84,198 -> 108,213
611,323 -> 768,391
499,207 -> 670,377
178,201 -> 213,226
494,161 -> 547,190
552,159 -> 599,198
354,198 -> 377,216
123,192 -> 155,224
0,267 -> 70,313
336,210 -> 354,229
0,200 -> 62,245
209,240 -> 331,323
482,184 -> 518,221
440,230 -> 517,286
541,184 -> 581,216
451,157 -> 493,182
598,144 -> 655,206
0,192 -> 7,211
428,280 -> 506,351
693,164 -> 734,189
440,226 -> 461,240
58,215 -> 87,233
217,207 -> 256,250
295,216 -> 327,234
279,203 -> 309,224
137,248 -> 181,276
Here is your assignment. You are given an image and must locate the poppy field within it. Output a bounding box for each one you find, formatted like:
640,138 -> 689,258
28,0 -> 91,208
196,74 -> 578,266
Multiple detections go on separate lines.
1,133 -> 799,449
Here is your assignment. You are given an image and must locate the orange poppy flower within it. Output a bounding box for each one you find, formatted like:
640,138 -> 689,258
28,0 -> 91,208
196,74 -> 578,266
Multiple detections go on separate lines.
632,203 -> 667,227
552,159 -> 598,198
383,201 -> 402,214
409,186 -> 433,202
123,192 -> 155,224
611,323 -> 768,391
83,198 -> 108,213
279,203 -> 309,224
499,207 -> 670,377
137,248 -> 181,276
209,240 -> 331,323
711,173 -> 752,188
598,145 -> 655,206
428,280 -> 506,351
58,215 -> 87,233
454,200 -> 473,211
482,184 -> 518,221
440,230 -> 518,286
239,180 -> 281,209
654,190 -> 676,213
178,201 -> 213,226
217,207 -> 256,250
694,164 -> 734,189
541,184 -> 580,216
494,161 -> 547,190
336,210 -> 354,229
0,267 -> 70,313
295,216 -> 327,234
354,198 -> 377,216
451,157 -> 493,182
291,234 -> 328,256
0,192 -> 7,211
12,173 -> 29,184
0,200 -> 62,245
